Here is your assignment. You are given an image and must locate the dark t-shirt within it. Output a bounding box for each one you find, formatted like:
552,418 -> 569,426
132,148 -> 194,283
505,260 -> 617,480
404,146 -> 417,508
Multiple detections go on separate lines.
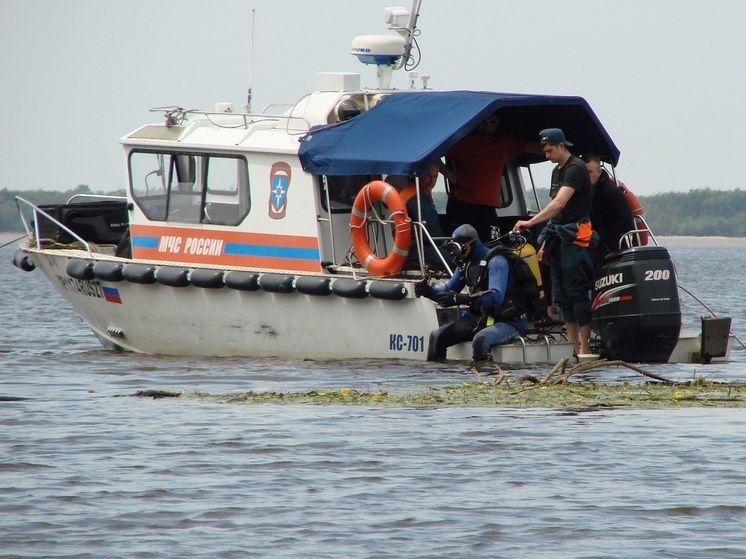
591,170 -> 635,253
549,155 -> 591,224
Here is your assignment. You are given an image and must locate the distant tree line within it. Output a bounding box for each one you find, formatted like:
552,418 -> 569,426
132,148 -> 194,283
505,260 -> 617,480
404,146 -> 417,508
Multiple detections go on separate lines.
532,187 -> 746,237
1,185 -> 745,237
637,188 -> 746,237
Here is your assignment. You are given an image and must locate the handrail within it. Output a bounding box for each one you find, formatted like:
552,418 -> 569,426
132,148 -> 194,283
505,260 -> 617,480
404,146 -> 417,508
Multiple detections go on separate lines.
411,221 -> 454,276
620,215 -> 658,248
262,103 -> 294,114
14,196 -> 93,254
197,110 -> 312,138
342,211 -> 454,278
621,228 -> 655,249
148,104 -> 311,132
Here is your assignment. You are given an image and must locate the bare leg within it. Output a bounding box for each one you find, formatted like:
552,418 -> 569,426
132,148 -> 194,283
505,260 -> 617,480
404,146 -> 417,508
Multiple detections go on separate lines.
565,321 -> 580,355
579,323 -> 592,355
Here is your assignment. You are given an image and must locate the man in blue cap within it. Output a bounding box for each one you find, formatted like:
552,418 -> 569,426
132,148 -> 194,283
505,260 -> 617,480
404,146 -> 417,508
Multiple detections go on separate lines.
513,128 -> 597,356
414,224 -> 529,363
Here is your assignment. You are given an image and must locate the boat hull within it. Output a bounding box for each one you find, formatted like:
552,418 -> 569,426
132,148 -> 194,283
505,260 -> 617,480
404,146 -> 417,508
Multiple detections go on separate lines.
668,330 -> 734,364
27,249 -> 440,360
20,246 -> 731,366
23,248 -> 576,364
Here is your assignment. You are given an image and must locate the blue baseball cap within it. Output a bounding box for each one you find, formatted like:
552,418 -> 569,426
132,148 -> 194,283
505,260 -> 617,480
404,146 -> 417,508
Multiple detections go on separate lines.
539,128 -> 573,147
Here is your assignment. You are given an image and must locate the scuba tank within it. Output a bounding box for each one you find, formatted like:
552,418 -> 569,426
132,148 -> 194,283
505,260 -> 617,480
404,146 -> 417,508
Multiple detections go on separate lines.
481,233 -> 547,322
591,245 -> 681,362
515,243 -> 545,303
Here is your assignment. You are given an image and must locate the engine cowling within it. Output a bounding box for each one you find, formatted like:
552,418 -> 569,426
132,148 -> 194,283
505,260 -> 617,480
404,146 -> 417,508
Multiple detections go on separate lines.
591,246 -> 681,363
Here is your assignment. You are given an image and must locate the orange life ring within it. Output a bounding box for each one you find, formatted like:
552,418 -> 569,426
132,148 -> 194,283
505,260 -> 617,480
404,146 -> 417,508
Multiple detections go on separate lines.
618,182 -> 649,246
349,180 -> 411,276
618,182 -> 644,217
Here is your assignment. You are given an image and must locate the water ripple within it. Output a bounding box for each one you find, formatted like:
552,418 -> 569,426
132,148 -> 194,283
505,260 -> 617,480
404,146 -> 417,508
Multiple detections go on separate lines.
3,241 -> 746,557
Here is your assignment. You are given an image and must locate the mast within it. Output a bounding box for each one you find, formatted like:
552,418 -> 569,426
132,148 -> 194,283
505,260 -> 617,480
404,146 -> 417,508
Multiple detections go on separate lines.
392,0 -> 422,71
246,8 -> 256,113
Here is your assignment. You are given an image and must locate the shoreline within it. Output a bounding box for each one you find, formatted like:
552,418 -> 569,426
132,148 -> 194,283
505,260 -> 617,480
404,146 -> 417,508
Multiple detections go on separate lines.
655,235 -> 746,246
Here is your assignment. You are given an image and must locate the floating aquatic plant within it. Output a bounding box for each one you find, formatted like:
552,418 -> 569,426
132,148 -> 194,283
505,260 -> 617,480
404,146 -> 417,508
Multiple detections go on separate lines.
132,378 -> 746,409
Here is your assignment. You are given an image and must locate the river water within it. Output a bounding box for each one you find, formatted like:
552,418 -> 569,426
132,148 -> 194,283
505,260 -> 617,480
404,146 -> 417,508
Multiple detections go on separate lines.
1,237 -> 745,558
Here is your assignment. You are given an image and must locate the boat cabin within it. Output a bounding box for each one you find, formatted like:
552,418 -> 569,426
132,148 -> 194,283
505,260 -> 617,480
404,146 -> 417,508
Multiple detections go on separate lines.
103,73 -> 620,280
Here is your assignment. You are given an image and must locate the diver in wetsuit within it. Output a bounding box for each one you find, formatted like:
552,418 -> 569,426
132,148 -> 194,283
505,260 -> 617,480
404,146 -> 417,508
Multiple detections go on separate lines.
415,224 -> 529,363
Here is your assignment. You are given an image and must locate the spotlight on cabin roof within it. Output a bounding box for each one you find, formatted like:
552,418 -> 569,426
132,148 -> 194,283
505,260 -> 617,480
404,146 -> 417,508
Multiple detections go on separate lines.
335,98 -> 362,122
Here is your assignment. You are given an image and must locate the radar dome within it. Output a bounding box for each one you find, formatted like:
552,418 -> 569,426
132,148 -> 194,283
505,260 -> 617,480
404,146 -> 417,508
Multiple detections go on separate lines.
350,35 -> 404,66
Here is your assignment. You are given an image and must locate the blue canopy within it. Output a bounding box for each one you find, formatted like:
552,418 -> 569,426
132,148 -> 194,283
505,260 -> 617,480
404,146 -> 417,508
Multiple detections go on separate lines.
298,90 -> 620,177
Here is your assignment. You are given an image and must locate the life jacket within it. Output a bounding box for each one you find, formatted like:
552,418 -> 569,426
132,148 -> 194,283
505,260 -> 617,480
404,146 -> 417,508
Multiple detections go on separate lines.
462,245 -> 547,322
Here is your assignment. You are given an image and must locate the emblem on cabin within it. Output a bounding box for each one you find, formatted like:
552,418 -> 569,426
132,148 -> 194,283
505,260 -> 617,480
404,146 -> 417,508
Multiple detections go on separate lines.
268,162 -> 292,219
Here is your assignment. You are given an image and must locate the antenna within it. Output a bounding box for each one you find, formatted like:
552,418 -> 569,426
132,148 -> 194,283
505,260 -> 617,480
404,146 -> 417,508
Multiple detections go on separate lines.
390,0 -> 422,71
246,9 -> 256,113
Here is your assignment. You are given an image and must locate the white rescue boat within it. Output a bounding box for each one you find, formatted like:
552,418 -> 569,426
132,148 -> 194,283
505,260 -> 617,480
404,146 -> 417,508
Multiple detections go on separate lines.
12,2 -> 733,365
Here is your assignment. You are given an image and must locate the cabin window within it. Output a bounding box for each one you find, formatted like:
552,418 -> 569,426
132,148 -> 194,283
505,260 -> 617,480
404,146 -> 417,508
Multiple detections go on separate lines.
128,150 -> 250,226
519,166 -> 543,213
203,156 -> 250,225
319,175 -> 380,213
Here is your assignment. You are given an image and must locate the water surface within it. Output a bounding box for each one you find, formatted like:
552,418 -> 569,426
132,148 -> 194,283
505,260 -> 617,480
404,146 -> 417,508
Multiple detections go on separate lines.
1,238 -> 745,558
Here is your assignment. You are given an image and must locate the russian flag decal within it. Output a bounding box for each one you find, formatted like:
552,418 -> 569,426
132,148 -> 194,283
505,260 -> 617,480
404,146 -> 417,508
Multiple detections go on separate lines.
102,286 -> 123,304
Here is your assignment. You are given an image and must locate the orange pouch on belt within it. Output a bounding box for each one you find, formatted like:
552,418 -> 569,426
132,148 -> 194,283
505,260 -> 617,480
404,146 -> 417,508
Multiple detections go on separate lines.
574,222 -> 593,248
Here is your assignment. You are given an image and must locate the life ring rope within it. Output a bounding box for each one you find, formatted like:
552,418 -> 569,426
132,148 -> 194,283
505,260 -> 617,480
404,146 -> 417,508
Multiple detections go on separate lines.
349,180 -> 411,276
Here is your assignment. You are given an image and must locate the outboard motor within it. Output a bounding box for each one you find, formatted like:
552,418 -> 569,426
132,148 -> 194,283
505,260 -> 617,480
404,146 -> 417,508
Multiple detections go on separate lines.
591,246 -> 681,363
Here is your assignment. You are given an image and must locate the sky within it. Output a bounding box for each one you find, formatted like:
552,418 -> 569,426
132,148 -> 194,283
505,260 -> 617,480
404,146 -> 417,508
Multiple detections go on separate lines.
2,0 -> 745,198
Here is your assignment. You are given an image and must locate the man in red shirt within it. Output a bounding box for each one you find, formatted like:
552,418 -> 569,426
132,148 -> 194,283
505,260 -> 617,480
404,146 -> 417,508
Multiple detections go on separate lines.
440,113 -> 528,241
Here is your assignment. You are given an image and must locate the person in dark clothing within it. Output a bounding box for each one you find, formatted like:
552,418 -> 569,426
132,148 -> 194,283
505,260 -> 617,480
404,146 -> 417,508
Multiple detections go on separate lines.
583,153 -> 635,267
414,224 -> 528,362
513,128 -> 598,356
